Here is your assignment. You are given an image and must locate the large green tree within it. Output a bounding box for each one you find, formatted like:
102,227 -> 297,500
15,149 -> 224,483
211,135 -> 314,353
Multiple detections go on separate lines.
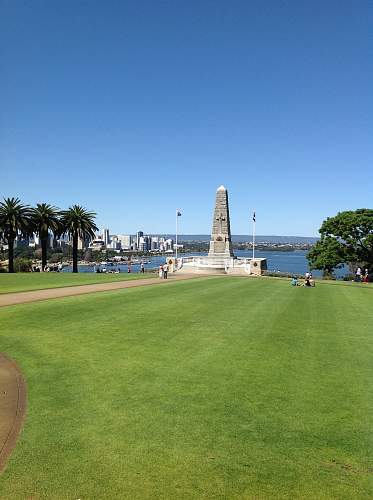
307,237 -> 346,275
30,203 -> 61,271
308,209 -> 373,274
0,197 -> 32,273
60,205 -> 98,273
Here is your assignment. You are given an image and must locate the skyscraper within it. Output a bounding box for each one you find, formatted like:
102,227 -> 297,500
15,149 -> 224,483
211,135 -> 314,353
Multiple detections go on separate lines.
117,234 -> 131,250
151,236 -> 159,250
136,231 -> 144,249
103,228 -> 110,246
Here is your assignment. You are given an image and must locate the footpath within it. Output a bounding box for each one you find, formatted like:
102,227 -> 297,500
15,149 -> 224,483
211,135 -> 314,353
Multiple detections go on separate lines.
0,273 -> 202,308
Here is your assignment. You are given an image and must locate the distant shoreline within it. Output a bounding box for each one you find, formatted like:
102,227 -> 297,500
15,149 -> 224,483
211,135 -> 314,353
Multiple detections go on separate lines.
156,234 -> 318,244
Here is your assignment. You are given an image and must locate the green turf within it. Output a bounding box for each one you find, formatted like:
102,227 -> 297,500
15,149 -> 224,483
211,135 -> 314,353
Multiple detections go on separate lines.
0,271 -> 154,294
1,277 -> 373,499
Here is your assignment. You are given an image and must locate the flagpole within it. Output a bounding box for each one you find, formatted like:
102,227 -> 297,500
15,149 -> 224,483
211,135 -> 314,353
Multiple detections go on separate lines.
175,209 -> 178,264
252,211 -> 255,260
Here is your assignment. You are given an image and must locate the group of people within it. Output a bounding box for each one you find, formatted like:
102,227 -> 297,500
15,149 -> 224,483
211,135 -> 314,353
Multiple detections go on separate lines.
355,267 -> 370,283
158,263 -> 169,279
32,263 -> 63,273
291,272 -> 315,287
96,267 -> 121,274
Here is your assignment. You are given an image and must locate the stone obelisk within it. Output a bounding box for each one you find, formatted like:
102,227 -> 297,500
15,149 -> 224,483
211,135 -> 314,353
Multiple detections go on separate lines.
208,185 -> 234,258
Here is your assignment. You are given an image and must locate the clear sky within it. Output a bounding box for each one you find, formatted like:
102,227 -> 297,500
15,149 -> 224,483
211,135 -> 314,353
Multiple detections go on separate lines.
1,1 -> 372,236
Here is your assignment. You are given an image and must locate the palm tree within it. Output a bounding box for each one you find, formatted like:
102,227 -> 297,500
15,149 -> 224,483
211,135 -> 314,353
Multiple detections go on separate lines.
60,205 -> 98,273
0,197 -> 32,273
30,203 -> 61,271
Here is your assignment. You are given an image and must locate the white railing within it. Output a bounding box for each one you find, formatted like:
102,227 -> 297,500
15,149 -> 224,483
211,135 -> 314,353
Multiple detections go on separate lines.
180,256 -> 252,274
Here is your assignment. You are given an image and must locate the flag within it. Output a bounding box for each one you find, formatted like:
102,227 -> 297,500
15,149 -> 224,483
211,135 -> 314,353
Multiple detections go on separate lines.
253,211 -> 256,223
177,210 -> 182,217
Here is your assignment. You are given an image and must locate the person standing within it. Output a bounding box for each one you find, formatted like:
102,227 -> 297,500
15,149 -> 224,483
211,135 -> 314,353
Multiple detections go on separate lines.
355,267 -> 362,282
364,269 -> 369,283
140,262 -> 145,273
163,262 -> 168,279
159,265 -> 164,279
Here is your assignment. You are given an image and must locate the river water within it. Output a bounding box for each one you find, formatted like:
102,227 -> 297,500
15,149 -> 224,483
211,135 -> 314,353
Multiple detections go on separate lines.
62,250 -> 348,277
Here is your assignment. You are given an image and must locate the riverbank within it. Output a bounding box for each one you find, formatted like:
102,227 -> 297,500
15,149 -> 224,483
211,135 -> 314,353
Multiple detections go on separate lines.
1,249 -> 349,278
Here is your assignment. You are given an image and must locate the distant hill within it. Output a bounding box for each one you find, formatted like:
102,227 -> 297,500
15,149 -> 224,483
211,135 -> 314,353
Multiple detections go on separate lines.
159,234 -> 319,244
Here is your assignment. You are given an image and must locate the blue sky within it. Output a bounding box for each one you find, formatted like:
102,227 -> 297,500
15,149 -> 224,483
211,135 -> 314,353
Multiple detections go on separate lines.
1,1 -> 372,236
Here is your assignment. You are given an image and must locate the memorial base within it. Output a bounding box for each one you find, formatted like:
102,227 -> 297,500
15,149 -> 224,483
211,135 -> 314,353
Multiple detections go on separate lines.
176,256 -> 267,276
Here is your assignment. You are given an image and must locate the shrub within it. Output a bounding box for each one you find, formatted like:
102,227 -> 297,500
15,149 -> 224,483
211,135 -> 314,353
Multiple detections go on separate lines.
49,253 -> 63,264
321,271 -> 336,280
342,274 -> 355,281
13,257 -> 33,272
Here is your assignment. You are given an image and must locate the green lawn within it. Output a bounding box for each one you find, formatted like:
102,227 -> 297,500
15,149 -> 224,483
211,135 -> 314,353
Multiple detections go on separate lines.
0,271 -> 154,294
1,277 -> 373,499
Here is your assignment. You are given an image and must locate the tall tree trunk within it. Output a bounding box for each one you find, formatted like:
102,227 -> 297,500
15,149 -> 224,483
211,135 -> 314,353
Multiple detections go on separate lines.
72,234 -> 78,273
41,237 -> 48,271
8,236 -> 14,273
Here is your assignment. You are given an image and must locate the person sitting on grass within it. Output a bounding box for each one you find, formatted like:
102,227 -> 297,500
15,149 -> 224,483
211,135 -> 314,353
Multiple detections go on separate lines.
304,276 -> 312,287
291,276 -> 298,286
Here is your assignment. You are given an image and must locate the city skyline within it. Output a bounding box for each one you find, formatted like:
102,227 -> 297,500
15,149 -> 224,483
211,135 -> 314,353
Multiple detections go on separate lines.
1,2 -> 372,236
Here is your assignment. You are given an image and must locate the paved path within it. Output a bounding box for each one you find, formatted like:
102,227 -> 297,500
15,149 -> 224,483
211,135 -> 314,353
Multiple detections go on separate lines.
0,353 -> 27,472
0,274 -> 203,308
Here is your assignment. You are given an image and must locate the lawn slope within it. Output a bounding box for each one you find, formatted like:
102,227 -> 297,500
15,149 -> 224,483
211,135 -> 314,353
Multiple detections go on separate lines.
0,277 -> 372,499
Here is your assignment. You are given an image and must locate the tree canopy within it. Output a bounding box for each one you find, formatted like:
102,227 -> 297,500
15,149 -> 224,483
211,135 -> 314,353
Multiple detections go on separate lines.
60,205 -> 98,273
30,203 -> 61,270
0,197 -> 32,272
0,198 -> 99,273
308,209 -> 373,274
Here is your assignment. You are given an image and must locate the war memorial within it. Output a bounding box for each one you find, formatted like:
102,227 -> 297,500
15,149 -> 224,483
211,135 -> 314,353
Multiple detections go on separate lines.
179,185 -> 267,275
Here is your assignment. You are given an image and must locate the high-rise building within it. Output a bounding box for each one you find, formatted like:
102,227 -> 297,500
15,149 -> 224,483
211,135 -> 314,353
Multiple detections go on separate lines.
164,238 -> 174,251
151,236 -> 159,250
159,237 -> 165,252
77,237 -> 85,250
136,231 -> 144,249
103,228 -> 110,246
117,234 -> 131,250
109,238 -> 121,250
139,236 -> 150,252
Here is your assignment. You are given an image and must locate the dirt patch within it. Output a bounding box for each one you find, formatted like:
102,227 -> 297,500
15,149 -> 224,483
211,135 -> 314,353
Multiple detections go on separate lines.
0,353 -> 27,472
